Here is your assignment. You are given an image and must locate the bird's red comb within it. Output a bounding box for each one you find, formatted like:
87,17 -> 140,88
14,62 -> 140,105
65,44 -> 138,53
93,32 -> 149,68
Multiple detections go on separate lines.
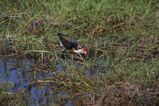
82,48 -> 89,53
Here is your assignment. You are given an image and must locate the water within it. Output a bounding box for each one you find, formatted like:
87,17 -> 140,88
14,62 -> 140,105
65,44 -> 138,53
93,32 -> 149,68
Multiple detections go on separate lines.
0,57 -> 109,106
0,57 -> 75,106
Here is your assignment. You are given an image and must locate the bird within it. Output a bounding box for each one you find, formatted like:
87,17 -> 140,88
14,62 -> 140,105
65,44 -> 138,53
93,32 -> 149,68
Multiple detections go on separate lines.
57,32 -> 88,57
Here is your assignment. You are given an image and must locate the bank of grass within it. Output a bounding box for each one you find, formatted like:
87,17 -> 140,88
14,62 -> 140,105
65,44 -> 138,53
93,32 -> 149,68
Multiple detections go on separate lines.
0,0 -> 159,105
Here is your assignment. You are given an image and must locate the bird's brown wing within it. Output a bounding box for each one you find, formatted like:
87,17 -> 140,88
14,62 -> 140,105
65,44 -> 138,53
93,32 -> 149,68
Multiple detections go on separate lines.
57,33 -> 78,49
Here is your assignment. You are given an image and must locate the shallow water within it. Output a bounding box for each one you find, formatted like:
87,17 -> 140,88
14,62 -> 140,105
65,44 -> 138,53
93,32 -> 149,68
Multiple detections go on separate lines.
0,57 -> 109,105
0,57 -> 75,106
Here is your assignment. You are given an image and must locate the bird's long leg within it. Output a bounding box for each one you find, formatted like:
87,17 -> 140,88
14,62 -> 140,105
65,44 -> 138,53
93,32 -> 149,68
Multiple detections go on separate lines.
71,53 -> 74,62
78,54 -> 84,60
62,49 -> 66,53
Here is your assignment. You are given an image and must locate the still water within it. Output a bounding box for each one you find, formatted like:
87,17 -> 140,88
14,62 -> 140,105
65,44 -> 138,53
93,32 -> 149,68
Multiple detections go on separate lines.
0,57 -> 108,106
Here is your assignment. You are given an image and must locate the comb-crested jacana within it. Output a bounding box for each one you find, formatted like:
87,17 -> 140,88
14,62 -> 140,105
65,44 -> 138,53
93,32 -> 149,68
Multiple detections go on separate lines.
57,33 -> 88,56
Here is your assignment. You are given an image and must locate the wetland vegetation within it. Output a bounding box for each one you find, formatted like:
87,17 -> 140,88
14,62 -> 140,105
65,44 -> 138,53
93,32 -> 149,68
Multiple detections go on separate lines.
0,0 -> 159,105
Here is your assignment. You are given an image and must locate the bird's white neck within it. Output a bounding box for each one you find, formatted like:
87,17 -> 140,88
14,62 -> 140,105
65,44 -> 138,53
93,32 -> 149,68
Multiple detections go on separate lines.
73,49 -> 83,54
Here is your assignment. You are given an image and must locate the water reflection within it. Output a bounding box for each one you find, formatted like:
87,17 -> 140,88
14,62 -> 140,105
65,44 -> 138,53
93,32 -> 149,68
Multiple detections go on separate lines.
0,57 -> 108,105
0,58 -> 74,106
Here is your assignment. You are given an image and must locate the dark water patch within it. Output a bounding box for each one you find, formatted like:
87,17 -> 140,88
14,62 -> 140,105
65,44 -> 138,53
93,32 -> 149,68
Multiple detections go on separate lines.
0,57 -> 110,105
58,58 -> 110,77
86,59 -> 110,77
0,58 -> 34,93
55,62 -> 65,72
0,57 -> 76,105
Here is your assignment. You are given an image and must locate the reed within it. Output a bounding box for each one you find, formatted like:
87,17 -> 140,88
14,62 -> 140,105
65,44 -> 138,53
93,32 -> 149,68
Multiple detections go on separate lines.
0,0 -> 159,105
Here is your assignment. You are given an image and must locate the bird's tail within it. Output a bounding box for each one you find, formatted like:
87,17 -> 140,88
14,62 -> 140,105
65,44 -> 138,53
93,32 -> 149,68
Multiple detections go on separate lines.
56,32 -> 64,47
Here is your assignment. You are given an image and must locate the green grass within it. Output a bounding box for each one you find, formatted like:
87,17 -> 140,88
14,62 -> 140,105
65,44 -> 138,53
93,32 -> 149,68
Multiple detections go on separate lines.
0,0 -> 159,105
